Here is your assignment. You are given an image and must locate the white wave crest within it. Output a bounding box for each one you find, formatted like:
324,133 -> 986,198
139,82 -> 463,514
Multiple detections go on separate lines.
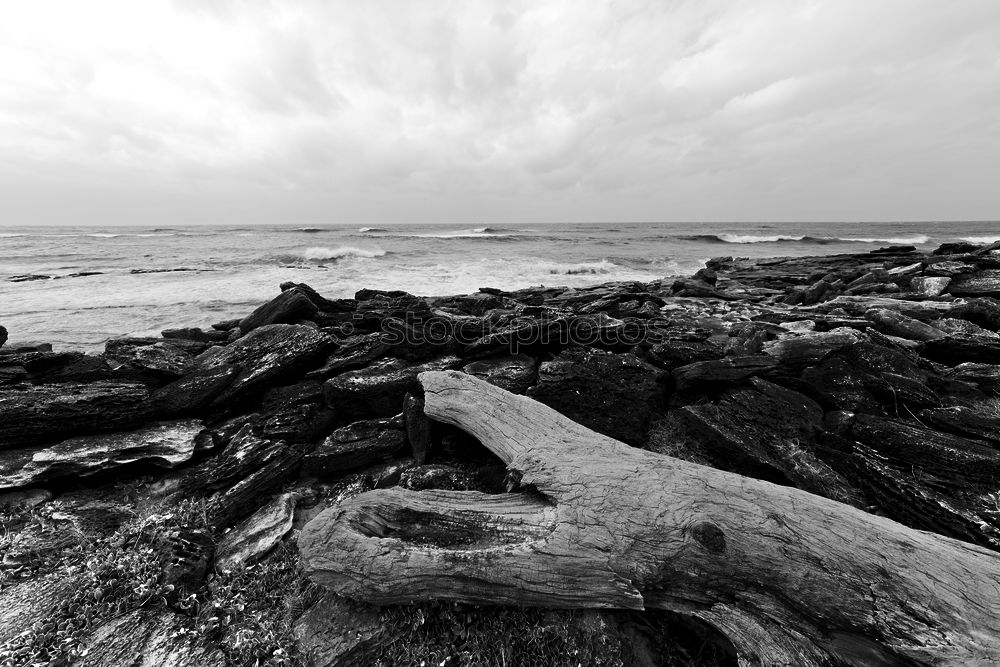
841,235 -> 930,244
543,259 -> 621,275
301,246 -> 386,260
960,236 -> 1000,244
716,234 -> 805,243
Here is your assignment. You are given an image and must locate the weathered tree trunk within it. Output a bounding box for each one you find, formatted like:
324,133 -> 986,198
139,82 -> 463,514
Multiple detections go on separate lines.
300,370 -> 1000,666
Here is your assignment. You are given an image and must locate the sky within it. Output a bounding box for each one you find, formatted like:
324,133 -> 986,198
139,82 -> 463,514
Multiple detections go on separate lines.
0,0 -> 998,226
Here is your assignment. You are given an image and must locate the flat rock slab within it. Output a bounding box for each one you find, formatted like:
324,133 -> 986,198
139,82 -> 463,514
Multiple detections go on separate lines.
215,492 -> 296,570
302,417 -> 406,477
323,356 -> 463,419
0,419 -> 204,490
461,354 -> 538,394
0,381 -> 151,449
193,324 -> 335,405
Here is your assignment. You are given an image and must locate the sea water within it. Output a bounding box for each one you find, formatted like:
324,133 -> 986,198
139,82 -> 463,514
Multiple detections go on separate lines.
1,220 -> 997,351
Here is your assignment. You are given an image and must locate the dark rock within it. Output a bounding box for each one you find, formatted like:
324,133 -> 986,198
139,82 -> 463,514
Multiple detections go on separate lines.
104,338 -> 200,379
399,464 -> 480,490
151,365 -> 240,417
673,356 -> 777,391
920,406 -> 1000,446
403,393 -> 431,465
239,286 -> 320,333
193,324 -> 335,406
932,317 -> 998,338
763,327 -> 865,366
945,362 -> 1000,391
293,596 -> 385,667
925,261 -> 975,277
306,333 -> 386,379
0,325 -> 6,348
161,327 -> 212,341
920,335 -> 1000,365
323,356 -> 462,419
211,318 -> 242,331
870,244 -> 916,254
464,311 -> 571,357
0,381 -> 151,449
673,378 -> 864,506
461,353 -> 538,394
950,297 -> 1000,330
646,338 -> 724,370
527,347 -> 667,446
301,418 -> 406,476
215,492 -> 296,569
864,308 -> 945,342
259,403 -> 337,443
948,270 -> 1000,297
0,419 -> 203,489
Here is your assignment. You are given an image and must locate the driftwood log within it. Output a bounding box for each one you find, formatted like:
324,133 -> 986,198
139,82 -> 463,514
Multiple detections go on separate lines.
300,370 -> 1000,666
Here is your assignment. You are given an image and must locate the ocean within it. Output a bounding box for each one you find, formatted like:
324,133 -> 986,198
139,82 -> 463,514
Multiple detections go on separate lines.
1,220 -> 997,352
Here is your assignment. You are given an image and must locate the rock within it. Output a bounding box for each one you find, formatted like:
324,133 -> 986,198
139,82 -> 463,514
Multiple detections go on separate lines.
464,311 -> 570,357
0,381 -> 151,449
403,393 -> 431,465
920,406 -> 1000,446
216,492 -> 296,569
193,324 -> 335,406
948,270 -> 1000,297
461,353 -> 538,394
920,335 -> 1000,365
932,317 -> 998,338
82,609 -> 226,667
945,362 -> 1000,391
239,286 -> 320,333
104,339 -> 198,379
293,596 -> 385,667
0,325 -> 6,348
323,356 -> 462,419
673,378 -> 864,506
925,261 -> 975,277
762,327 -> 865,366
399,464 -> 480,490
910,276 -> 952,297
527,347 -> 667,446
301,418 -> 406,477
161,327 -> 212,341
0,419 -> 204,490
0,572 -> 77,644
305,333 -> 387,379
864,308 -> 946,342
18,351 -> 118,383
151,365 -> 240,417
672,356 -> 777,391
0,487 -> 52,510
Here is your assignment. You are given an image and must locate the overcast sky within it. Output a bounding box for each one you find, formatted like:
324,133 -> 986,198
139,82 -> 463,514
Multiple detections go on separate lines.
1,0 -> 997,226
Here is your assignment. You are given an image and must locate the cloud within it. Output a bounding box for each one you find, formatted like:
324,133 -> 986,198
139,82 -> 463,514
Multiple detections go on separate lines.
0,0 -> 998,224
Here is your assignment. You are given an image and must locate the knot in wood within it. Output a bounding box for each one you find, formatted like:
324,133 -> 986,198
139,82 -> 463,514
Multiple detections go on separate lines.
690,521 -> 726,554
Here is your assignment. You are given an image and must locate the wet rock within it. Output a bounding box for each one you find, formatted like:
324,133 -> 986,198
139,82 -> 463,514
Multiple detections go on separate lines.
16,351 -> 118,384
464,311 -> 571,357
162,327 -> 213,341
461,353 -> 537,394
864,308 -> 945,342
527,347 -> 668,446
301,418 -> 406,477
193,324 -> 335,406
0,381 -> 151,449
216,492 -> 296,570
646,338 -> 724,370
932,317 -> 998,338
399,464 -> 480,491
259,403 -> 337,443
674,378 -> 864,505
925,261 -> 975,277
920,335 -> 1000,365
762,327 -> 865,366
323,356 -> 462,419
104,338 -> 198,379
947,270 -> 1000,297
239,286 -> 321,333
151,365 -> 240,417
920,406 -> 1000,446
673,356 -> 777,392
944,362 -> 1000,391
306,334 -> 387,379
0,325 -> 6,348
403,393 -> 431,465
0,419 -> 204,490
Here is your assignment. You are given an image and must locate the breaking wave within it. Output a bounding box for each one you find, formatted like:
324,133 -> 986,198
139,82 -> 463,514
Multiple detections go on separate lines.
300,246 -> 387,260
679,233 -> 931,245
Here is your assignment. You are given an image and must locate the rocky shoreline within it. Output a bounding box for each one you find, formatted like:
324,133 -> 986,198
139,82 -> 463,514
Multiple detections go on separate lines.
3,241 -> 1000,665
